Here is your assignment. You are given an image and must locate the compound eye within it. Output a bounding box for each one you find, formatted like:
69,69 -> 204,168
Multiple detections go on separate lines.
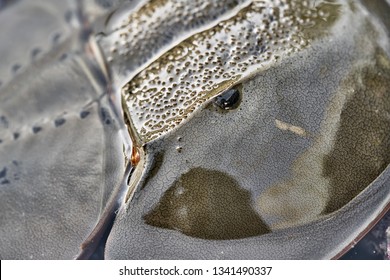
213,86 -> 242,110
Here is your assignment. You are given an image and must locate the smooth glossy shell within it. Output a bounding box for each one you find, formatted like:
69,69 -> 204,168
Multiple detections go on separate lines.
0,0 -> 389,259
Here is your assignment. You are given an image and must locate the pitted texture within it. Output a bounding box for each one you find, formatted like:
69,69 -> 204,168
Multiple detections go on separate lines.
122,0 -> 341,143
101,0 -> 252,81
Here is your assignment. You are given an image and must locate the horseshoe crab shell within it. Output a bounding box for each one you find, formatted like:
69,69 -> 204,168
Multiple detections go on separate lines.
0,0 -> 389,259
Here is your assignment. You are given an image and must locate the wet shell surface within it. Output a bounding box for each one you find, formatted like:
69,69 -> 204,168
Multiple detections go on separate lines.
0,0 -> 389,259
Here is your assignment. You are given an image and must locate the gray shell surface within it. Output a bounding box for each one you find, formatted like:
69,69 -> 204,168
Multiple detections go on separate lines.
0,0 -> 389,259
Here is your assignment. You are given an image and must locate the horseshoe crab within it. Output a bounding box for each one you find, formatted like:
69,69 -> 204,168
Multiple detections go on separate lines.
0,0 -> 389,259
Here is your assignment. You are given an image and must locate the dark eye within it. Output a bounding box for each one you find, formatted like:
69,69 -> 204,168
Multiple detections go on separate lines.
213,86 -> 242,110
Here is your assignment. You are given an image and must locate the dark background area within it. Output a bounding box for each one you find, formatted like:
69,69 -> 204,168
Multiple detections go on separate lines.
341,209 -> 389,260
